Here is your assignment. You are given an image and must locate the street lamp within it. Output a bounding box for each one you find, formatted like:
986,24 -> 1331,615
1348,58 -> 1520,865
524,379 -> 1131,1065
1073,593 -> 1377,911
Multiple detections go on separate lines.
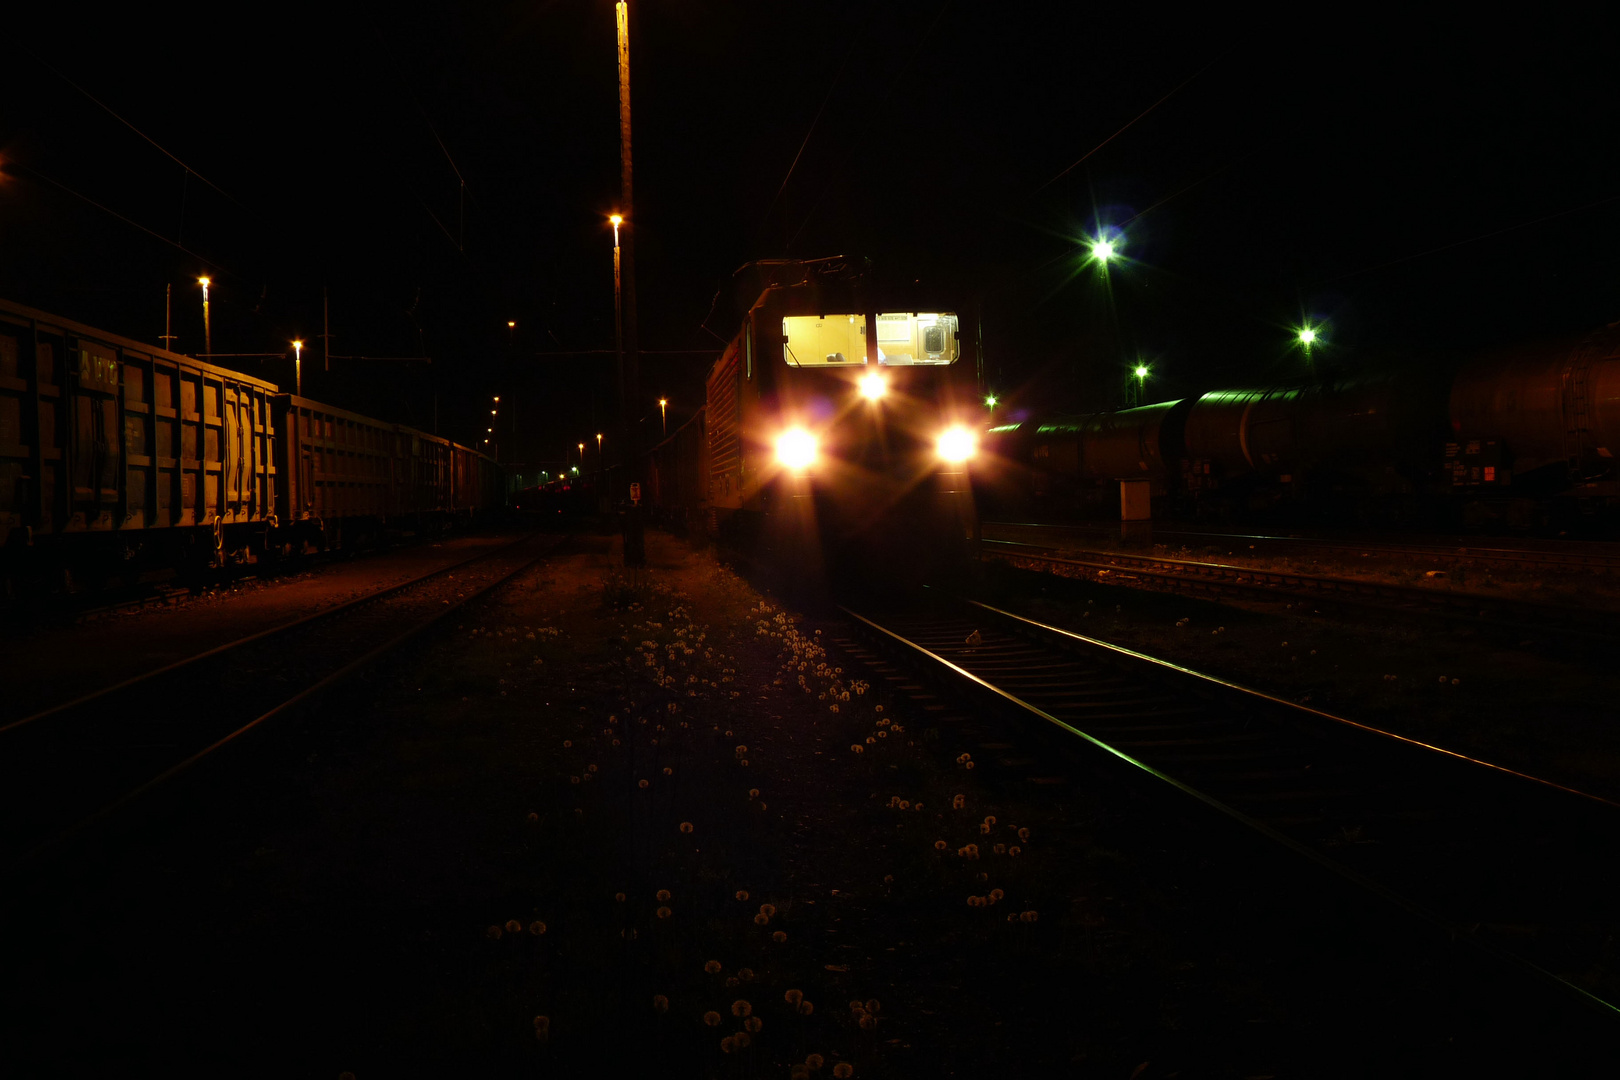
984,393 -> 998,409
197,276 -> 212,357
1134,364 -> 1149,406
611,214 -> 625,432
597,432 -> 603,468
291,339 -> 304,396
658,397 -> 667,437
1295,323 -> 1321,357
579,441 -> 585,470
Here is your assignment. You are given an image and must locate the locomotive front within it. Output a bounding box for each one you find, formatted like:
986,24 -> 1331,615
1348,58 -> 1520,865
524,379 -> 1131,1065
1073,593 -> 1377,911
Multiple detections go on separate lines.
707,275 -> 980,585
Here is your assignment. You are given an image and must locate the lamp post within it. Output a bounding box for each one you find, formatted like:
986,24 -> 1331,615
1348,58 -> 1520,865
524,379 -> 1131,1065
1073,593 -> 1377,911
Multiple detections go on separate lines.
597,432 -> 603,469
197,276 -> 212,358
1134,364 -> 1149,406
614,0 -> 644,568
292,339 -> 304,396
611,213 -> 624,404
659,396 -> 667,437
579,441 -> 585,471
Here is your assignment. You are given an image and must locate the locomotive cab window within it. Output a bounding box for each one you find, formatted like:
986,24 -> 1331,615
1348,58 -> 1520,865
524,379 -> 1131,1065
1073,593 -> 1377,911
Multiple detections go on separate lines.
782,314 -> 868,367
875,312 -> 959,365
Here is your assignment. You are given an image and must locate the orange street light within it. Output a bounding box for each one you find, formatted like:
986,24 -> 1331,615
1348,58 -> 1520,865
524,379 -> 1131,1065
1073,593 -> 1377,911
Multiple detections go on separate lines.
197,276 -> 213,357
291,339 -> 304,396
659,397 -> 668,436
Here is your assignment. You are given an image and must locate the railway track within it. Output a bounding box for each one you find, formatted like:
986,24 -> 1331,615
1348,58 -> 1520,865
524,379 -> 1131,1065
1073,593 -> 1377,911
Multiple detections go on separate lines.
980,538 -> 1618,641
823,594 -> 1620,1019
984,520 -> 1620,575
1,530 -> 566,865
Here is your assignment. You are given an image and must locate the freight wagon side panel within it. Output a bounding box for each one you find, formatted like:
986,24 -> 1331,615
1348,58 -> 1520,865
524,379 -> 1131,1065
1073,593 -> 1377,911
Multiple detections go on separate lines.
706,344 -> 743,512
1,303 -> 280,550
0,331 -> 34,546
274,396 -> 394,524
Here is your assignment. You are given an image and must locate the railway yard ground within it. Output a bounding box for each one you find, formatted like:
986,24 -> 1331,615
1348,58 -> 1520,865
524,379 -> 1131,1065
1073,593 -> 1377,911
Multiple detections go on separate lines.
0,530 -> 532,725
4,526 -> 1618,1076
982,523 -> 1620,801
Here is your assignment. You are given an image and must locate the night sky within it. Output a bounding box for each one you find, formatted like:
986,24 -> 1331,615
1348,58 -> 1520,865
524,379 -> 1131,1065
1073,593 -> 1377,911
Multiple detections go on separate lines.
3,4 -> 1616,468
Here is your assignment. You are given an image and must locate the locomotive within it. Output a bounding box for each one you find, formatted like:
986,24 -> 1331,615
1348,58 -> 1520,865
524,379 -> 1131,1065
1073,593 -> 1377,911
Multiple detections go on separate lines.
0,297 -> 506,594
978,322 -> 1620,532
645,258 -> 982,585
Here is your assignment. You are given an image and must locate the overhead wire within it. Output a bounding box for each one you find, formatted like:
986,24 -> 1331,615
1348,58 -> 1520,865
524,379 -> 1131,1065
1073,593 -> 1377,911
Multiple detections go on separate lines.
1031,58 -> 1219,196
371,23 -> 477,253
5,159 -> 231,277
762,32 -> 863,225
780,0 -> 954,253
30,53 -> 250,213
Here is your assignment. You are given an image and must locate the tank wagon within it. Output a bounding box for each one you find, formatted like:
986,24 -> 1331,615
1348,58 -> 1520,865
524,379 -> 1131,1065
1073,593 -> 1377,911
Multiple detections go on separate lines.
982,322 -> 1620,530
0,298 -> 505,592
642,258 -> 982,582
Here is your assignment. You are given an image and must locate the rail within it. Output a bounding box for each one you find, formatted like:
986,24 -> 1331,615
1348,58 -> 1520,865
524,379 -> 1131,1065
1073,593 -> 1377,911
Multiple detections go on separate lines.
982,520 -> 1620,574
979,538 -> 1619,640
3,531 -> 564,865
829,597 -> 1620,1020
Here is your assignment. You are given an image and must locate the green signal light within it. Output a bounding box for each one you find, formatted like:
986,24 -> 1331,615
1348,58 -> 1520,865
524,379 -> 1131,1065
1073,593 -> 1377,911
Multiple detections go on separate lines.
1092,239 -> 1116,262
1134,365 -> 1149,379
984,394 -> 998,408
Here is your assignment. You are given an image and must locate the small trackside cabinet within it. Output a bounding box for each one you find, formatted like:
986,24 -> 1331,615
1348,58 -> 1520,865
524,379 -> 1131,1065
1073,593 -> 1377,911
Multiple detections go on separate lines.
1120,478 -> 1152,521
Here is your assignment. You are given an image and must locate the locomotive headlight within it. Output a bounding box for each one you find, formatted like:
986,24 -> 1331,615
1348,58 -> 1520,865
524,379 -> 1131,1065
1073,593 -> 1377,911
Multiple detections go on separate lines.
858,372 -> 887,401
775,427 -> 819,469
936,425 -> 977,464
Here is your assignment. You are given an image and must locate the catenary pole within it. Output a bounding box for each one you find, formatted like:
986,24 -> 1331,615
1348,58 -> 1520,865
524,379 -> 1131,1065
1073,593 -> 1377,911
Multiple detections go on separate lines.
616,0 -> 645,566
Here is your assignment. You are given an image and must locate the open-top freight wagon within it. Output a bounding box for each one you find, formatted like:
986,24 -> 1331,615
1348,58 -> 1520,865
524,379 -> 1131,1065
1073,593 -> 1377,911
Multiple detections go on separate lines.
0,298 -> 505,593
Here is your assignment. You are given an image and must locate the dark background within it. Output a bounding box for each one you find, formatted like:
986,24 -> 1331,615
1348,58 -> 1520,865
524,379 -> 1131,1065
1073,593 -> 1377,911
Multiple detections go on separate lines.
3,3 -> 1616,470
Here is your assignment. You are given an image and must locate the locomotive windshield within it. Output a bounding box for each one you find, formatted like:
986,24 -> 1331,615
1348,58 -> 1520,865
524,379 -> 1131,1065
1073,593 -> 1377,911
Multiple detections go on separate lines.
875,312 -> 958,365
782,314 -> 867,366
780,312 -> 959,367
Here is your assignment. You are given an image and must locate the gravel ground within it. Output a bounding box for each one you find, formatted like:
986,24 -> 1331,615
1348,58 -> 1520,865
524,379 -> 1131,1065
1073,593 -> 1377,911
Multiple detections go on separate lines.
4,529 -> 1613,1077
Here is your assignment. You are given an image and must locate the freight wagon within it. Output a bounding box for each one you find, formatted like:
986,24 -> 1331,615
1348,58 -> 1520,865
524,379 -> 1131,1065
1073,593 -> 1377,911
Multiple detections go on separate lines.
980,322 -> 1620,531
0,298 -> 505,593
